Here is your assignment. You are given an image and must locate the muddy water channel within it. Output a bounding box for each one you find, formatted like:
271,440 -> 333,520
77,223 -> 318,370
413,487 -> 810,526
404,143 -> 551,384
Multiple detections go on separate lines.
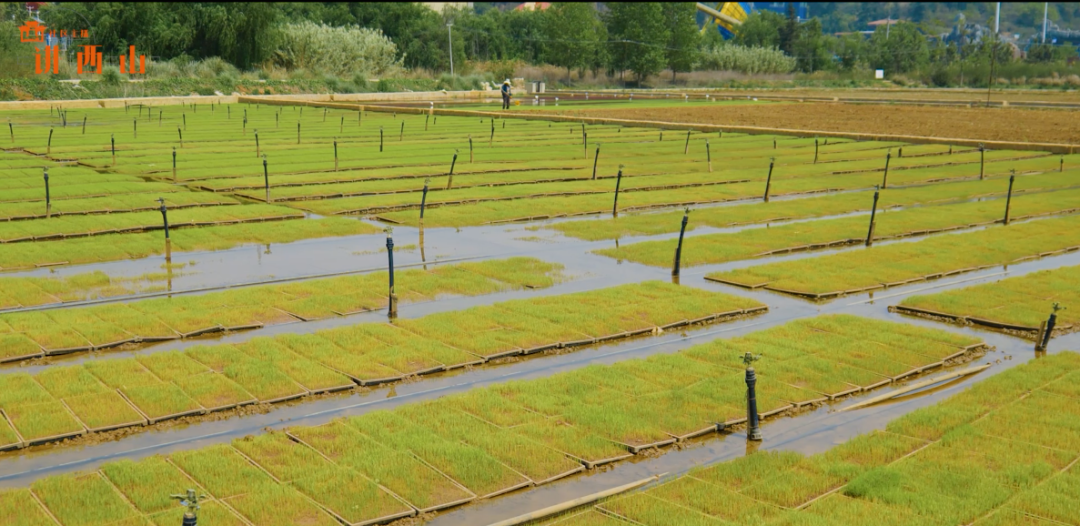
2,201 -> 1077,525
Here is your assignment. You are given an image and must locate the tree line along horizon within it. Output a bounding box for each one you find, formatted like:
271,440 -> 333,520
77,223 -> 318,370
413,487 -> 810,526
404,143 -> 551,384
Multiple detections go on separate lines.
3,2 -> 1078,86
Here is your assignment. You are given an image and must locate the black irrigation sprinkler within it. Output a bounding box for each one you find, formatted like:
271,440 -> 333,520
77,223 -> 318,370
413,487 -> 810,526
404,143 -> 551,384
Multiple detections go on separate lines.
297,122 -> 302,144
43,168 -> 50,218
47,127 -> 53,155
659,130 -> 663,142
182,113 -> 186,131
111,134 -> 116,165
1036,303 -> 1065,351
333,140 -> 338,171
379,126 -> 384,152
772,138 -> 776,149
172,147 -> 177,183
814,137 -> 819,163
446,150 -> 459,190
177,126 -> 183,148
979,144 -> 986,180
322,107 -> 327,122
340,115 -> 344,134
1004,170 -> 1015,225
157,197 -> 172,260
263,156 -> 270,203
898,147 -> 903,158
170,489 -> 205,526
419,177 -> 430,223
386,227 -> 397,318
255,130 -> 260,157
242,116 -> 247,136
612,165 -> 624,217
583,130 -> 588,159
743,352 -> 762,441
468,134 -> 474,162
82,115 -> 87,134
1061,156 -> 1065,172
7,119 -> 11,142
490,120 -> 495,146
158,110 -> 162,126
866,185 -> 880,247
275,112 -> 279,128
882,150 -> 892,188
672,208 -> 690,277
706,139 -> 712,173
425,114 -> 429,131
592,144 -> 601,180
763,158 -> 774,203
683,129 -> 691,155
399,121 -> 404,141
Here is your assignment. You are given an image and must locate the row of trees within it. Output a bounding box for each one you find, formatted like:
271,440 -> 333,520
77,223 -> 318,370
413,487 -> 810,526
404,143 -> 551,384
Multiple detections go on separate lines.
20,2 -> 1080,85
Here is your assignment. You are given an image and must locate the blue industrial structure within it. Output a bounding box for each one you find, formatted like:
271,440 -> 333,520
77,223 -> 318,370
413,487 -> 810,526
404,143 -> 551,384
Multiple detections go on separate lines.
696,2 -> 809,38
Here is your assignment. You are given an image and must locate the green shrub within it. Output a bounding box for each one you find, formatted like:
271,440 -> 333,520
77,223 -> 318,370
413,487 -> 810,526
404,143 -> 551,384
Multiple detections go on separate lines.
275,21 -> 402,78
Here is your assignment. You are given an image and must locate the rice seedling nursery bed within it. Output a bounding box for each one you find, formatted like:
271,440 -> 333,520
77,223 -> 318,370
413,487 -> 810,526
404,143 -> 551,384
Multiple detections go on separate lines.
0,281 -> 763,446
0,314 -> 987,523
0,256 -> 568,360
895,264 -> 1080,337
547,163 -> 1080,242
532,350 -> 1080,526
597,187 -> 1080,268
2,100 -> 1075,526
707,214 -> 1080,300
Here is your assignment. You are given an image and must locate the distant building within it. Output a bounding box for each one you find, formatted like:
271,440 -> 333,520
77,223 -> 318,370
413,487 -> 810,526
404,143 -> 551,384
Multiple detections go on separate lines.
514,2 -> 551,11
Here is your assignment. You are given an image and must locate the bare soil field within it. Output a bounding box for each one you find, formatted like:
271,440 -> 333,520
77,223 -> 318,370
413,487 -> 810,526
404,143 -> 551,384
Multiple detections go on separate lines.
554,102 -> 1080,144
701,87 -> 1080,104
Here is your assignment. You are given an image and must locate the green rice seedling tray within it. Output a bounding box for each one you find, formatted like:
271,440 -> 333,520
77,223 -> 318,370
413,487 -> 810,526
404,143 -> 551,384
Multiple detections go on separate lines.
709,214 -> 1080,300
287,422 -> 476,513
30,471 -> 144,526
0,411 -> 23,451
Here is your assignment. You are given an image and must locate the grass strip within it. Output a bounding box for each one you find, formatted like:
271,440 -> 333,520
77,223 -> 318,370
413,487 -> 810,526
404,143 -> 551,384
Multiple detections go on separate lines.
707,214 -> 1080,299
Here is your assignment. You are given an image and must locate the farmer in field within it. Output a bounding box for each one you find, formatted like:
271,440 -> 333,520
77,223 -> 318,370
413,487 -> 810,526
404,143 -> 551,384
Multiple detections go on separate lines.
501,79 -> 512,110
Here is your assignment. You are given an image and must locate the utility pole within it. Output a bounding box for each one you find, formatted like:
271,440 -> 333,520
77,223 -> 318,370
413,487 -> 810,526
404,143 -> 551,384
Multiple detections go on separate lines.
1043,2 -> 1049,43
447,22 -> 454,77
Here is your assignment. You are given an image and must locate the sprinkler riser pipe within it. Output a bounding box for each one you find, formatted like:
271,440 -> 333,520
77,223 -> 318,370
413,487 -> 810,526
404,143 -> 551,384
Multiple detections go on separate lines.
882,153 -> 891,188
866,190 -> 880,246
612,169 -> 623,216
673,213 -> 688,276
1004,175 -> 1015,224
763,162 -> 774,202
746,367 -> 762,441
1041,313 -> 1057,350
263,160 -> 270,203
386,235 -> 397,317
420,183 -> 429,219
591,147 -> 600,180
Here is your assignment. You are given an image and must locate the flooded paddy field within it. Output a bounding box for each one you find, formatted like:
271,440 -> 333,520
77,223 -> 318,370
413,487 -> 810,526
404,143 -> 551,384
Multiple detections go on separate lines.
0,98 -> 1078,526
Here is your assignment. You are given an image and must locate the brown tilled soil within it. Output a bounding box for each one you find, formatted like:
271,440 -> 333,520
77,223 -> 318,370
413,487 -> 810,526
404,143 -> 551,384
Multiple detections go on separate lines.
556,103 -> 1080,144
701,88 -> 1080,103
